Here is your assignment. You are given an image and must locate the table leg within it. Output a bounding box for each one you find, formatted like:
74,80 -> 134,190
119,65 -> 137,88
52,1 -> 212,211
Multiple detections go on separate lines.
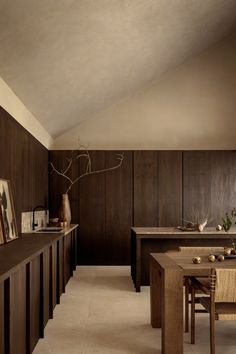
150,257 -> 162,328
136,238 -> 141,292
150,255 -> 184,354
162,267 -> 183,354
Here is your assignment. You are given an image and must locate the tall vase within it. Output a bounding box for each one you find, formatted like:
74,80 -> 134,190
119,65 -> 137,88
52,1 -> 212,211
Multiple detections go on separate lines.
59,193 -> 71,226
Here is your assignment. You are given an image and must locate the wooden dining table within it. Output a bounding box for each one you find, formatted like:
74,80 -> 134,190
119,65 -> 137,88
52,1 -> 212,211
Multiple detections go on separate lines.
150,252 -> 236,354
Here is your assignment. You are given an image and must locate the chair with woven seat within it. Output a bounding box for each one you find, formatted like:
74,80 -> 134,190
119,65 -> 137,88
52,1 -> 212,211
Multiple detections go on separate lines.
178,246 -> 224,333
191,268 -> 236,354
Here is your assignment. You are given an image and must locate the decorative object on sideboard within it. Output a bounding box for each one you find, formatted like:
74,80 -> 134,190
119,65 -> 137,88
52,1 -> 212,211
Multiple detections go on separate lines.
0,178 -> 18,243
222,208 -> 236,232
192,256 -> 201,264
58,194 -> 71,226
32,205 -> 48,230
216,224 -> 223,231
177,208 -> 208,232
50,140 -> 124,225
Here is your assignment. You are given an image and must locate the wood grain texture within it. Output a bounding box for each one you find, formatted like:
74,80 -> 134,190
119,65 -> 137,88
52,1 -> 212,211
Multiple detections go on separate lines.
42,248 -> 50,328
0,282 -> 4,354
183,151 -> 236,226
133,151 -> 159,226
79,151 -> 106,264
57,238 -> 64,300
150,254 -> 184,354
9,266 -> 26,354
27,257 -> 41,353
158,151 -> 182,226
49,150 -> 236,265
64,233 -> 72,285
49,243 -> 57,317
106,151 -> 133,264
0,106 -> 48,232
0,228 -> 78,354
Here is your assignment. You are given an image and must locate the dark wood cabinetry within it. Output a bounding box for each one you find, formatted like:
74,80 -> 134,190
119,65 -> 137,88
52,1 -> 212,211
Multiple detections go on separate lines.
0,225 -> 78,354
0,283 -> 3,353
26,257 -> 41,353
9,267 -> 27,354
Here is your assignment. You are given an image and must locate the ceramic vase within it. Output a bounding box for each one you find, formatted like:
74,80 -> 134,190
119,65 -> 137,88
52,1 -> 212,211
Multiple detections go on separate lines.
59,193 -> 71,225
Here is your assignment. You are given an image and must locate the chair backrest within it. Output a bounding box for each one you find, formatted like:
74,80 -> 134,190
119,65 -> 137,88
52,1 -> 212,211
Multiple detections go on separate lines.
178,246 -> 224,254
212,268 -> 236,302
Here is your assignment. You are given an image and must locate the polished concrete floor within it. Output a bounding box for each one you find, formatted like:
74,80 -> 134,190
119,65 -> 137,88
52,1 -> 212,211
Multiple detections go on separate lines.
33,266 -> 236,354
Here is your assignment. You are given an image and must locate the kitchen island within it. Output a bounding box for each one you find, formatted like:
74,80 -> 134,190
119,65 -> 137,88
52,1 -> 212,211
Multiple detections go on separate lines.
131,226 -> 236,291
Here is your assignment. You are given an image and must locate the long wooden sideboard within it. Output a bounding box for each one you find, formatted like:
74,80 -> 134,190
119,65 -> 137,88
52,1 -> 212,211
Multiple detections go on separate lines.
131,227 -> 236,292
0,225 -> 78,354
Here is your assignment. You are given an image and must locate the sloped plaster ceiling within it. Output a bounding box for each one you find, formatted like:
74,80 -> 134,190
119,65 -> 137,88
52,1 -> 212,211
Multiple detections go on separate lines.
0,0 -> 236,137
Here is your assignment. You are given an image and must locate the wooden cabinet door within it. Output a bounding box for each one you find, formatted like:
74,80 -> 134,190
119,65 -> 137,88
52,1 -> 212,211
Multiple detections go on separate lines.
50,243 -> 57,317
0,282 -> 4,354
42,248 -> 50,328
26,256 -> 41,353
64,233 -> 72,285
8,267 -> 26,354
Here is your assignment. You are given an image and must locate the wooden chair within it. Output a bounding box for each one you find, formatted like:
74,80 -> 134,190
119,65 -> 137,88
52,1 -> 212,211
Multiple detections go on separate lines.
178,247 -> 224,333
191,268 -> 236,354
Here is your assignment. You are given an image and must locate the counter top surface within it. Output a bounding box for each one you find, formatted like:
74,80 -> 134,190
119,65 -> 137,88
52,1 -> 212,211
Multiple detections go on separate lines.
131,227 -> 236,238
22,224 -> 78,236
0,224 -> 78,282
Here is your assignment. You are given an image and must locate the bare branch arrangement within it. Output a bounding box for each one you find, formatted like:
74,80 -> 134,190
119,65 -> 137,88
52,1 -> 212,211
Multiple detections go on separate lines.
50,142 -> 124,194
178,207 -> 211,232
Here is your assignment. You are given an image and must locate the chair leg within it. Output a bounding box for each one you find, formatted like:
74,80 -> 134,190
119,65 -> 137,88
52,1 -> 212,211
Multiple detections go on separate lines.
191,285 -> 195,344
185,279 -> 189,333
210,303 -> 215,354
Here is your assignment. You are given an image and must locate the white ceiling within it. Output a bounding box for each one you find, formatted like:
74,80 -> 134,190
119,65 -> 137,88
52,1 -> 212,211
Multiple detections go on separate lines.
0,0 -> 236,137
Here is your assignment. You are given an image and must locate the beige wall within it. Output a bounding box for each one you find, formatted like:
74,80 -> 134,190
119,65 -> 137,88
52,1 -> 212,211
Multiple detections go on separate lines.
0,77 -> 53,149
53,33 -> 236,150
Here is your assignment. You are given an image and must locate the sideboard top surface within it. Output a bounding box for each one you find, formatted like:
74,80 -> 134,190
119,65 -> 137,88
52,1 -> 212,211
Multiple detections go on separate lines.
0,224 -> 78,282
131,227 -> 236,239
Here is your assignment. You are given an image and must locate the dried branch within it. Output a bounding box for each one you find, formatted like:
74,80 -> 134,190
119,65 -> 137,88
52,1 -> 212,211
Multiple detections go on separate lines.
50,162 -> 73,184
65,153 -> 124,193
50,142 -> 124,194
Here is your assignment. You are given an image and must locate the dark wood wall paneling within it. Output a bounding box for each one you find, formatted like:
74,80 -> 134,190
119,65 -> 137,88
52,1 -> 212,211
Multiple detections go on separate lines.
0,106 -> 49,232
49,151 -> 182,264
49,150 -> 236,265
183,151 -> 236,226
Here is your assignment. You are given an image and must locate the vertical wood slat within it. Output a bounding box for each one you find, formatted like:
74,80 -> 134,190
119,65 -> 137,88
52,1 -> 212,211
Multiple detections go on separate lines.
49,244 -> 57,318
183,151 -> 236,226
133,151 -> 159,226
9,267 -> 26,354
42,248 -> 50,328
0,282 -> 4,353
79,151 -> 106,265
158,151 -> 182,226
26,257 -> 41,354
106,151 -> 133,264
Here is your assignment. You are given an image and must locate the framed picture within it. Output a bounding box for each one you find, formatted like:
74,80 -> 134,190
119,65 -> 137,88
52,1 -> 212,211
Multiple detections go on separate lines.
0,179 -> 18,243
0,216 -> 4,245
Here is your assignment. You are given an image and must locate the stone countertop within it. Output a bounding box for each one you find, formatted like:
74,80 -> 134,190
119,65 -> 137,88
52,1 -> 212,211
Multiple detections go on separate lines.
22,224 -> 78,236
131,226 -> 236,237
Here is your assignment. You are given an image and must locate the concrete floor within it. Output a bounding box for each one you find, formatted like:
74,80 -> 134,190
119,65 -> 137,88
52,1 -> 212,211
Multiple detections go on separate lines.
33,266 -> 236,354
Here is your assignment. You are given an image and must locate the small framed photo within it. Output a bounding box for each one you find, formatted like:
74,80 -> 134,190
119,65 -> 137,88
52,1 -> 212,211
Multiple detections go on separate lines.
0,179 -> 18,243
